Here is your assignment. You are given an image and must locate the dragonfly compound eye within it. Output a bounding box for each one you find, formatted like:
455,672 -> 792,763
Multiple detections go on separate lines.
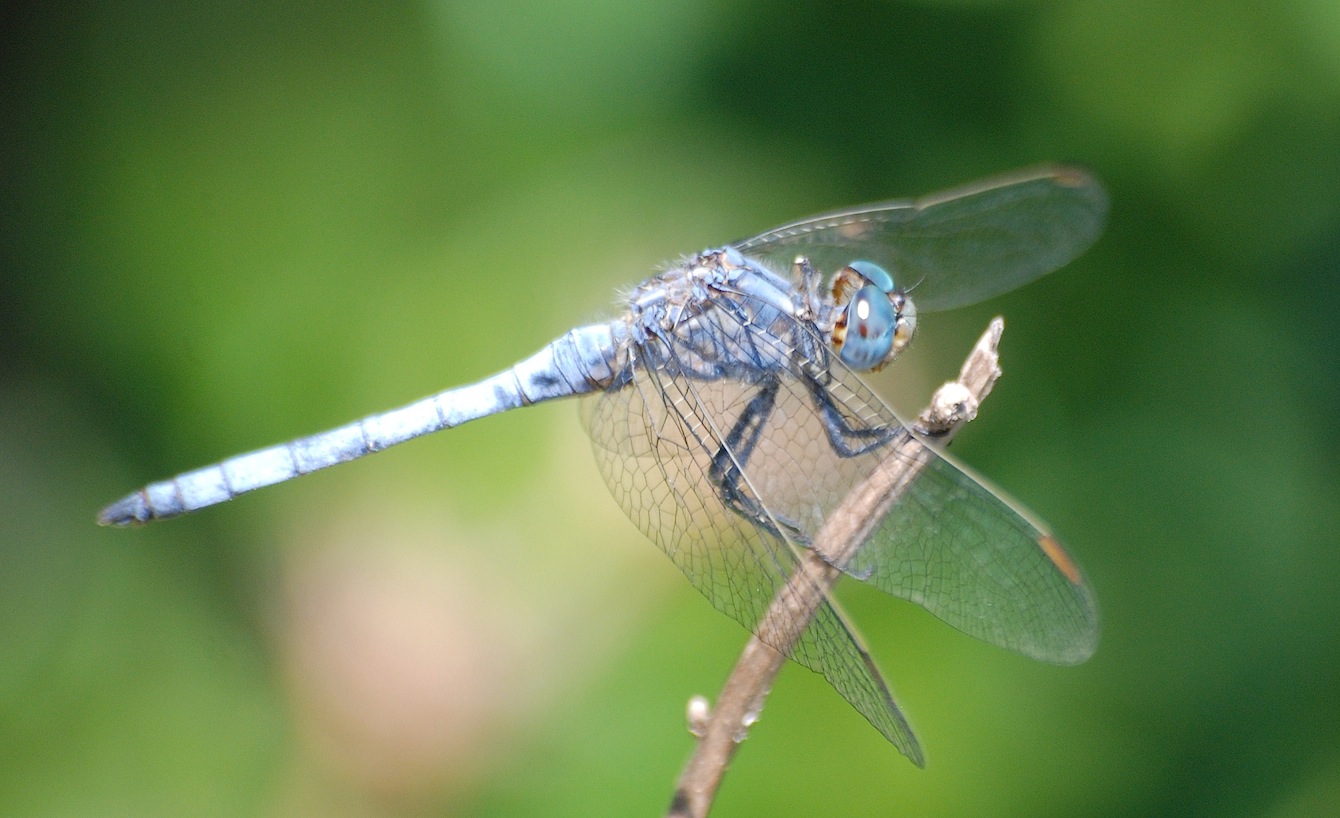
846,260 -> 895,292
838,283 -> 897,370
834,261 -> 915,371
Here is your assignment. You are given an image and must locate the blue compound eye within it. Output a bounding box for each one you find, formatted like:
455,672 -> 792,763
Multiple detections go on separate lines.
846,260 -> 895,293
838,283 -> 896,370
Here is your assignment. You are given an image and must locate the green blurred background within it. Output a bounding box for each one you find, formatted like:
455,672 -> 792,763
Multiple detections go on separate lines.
4,1 -> 1339,816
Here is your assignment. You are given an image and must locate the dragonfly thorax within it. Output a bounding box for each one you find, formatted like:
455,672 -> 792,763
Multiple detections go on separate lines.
619,250 -> 813,383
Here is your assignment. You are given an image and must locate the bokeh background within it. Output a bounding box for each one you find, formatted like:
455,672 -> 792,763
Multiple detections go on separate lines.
4,1 -> 1339,816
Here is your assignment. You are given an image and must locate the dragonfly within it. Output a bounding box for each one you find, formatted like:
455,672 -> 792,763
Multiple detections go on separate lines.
100,164 -> 1105,765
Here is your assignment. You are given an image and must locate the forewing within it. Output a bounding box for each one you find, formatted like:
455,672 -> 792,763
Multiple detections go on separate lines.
732,165 -> 1107,311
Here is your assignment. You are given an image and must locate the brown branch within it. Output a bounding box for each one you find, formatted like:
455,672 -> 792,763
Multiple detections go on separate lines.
667,318 -> 1006,818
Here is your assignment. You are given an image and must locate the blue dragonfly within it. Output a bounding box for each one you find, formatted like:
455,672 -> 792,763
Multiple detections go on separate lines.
100,165 -> 1106,765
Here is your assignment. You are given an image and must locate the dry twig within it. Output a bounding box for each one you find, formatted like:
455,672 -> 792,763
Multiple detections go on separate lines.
667,318 -> 1007,818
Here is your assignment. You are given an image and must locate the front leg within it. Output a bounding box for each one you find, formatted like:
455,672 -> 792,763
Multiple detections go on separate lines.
805,373 -> 899,458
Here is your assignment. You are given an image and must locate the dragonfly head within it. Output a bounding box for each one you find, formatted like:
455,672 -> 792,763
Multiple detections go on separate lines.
831,260 -> 917,372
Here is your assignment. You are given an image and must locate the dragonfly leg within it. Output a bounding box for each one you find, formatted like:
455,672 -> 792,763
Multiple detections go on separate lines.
790,256 -> 824,318
805,375 -> 899,458
706,378 -> 808,545
801,375 -> 907,575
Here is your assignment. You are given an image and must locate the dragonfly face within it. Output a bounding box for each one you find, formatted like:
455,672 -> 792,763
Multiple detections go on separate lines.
829,260 -> 917,372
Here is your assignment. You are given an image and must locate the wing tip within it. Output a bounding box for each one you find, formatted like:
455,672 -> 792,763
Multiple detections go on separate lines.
1042,163 -> 1110,215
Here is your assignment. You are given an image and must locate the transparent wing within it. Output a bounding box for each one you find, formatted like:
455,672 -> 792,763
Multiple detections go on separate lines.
588,298 -> 1097,665
732,165 -> 1107,311
581,342 -> 924,765
755,355 -> 1100,665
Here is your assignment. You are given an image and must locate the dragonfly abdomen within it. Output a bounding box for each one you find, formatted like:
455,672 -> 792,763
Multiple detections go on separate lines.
98,323 -> 626,525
